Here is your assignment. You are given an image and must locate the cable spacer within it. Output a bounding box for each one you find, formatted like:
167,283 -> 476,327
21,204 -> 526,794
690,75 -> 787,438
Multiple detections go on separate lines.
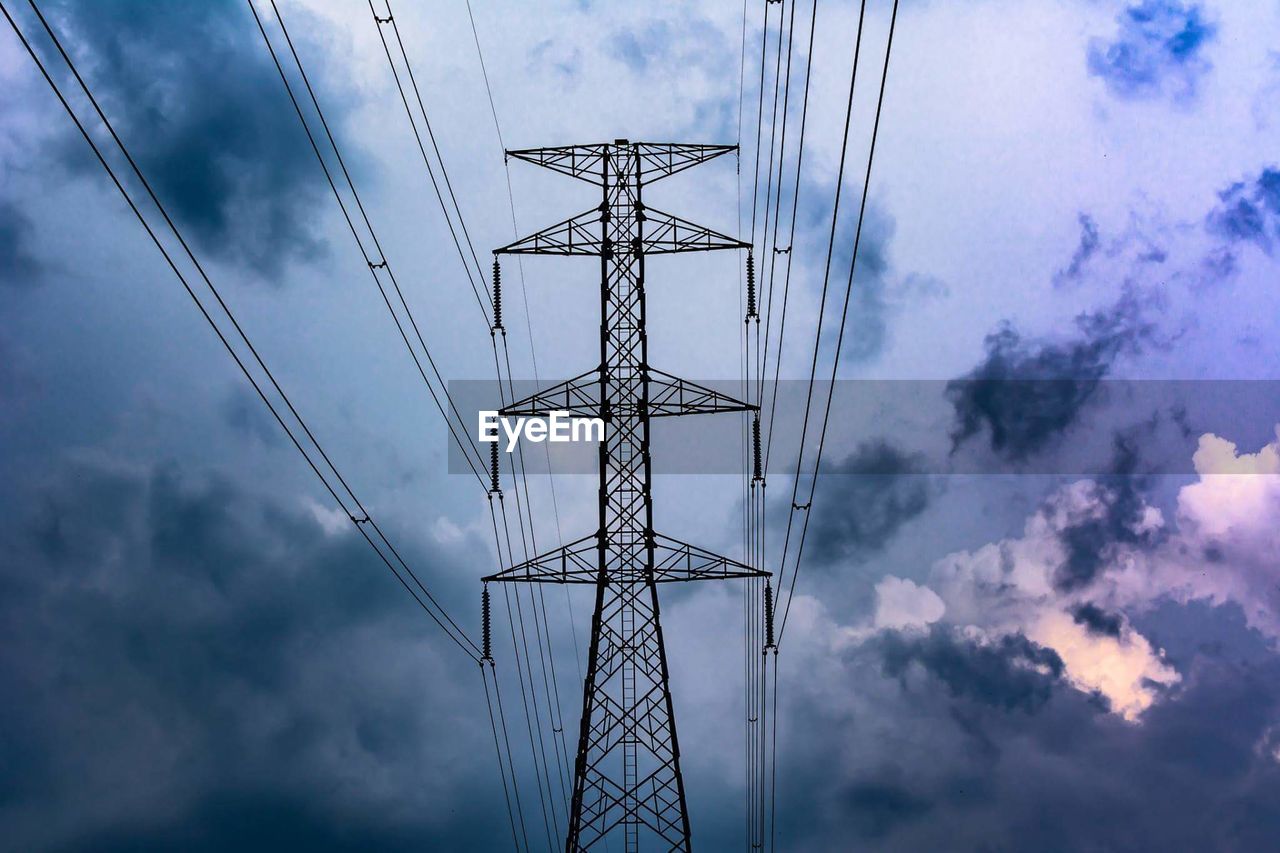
368,260 -> 388,270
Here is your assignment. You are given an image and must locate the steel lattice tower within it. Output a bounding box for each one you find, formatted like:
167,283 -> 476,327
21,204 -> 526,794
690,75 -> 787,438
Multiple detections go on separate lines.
484,140 -> 769,851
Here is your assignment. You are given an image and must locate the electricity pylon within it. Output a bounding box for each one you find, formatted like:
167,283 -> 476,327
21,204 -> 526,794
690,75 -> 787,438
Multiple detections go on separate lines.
484,140 -> 769,851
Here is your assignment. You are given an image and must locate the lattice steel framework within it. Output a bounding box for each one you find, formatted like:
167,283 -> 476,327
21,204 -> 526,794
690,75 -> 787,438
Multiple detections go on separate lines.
485,140 -> 767,851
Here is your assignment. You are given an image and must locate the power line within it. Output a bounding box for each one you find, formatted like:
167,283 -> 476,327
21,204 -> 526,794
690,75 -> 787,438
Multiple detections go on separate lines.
748,0 -> 778,248
456,0 -> 583,821
3,0 -> 481,663
247,0 -> 490,486
496,497 -> 560,849
737,4 -> 754,849
481,661 -> 527,851
761,0 -> 820,481
767,0 -> 870,638
377,6 -> 578,838
486,503 -> 537,851
756,0 -> 805,415
775,0 -> 902,643
753,4 -> 819,849
750,5 -> 900,847
254,20 -> 567,810
755,0 -> 798,404
745,2 -> 800,846
767,647 -> 780,852
369,0 -> 492,324
490,348 -> 567,846
254,1 -> 550,837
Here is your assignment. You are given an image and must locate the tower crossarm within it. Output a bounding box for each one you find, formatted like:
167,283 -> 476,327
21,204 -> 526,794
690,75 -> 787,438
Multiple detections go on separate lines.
499,368 -> 600,419
505,143 -> 610,184
633,142 -> 737,182
494,205 -> 745,257
484,531 -> 769,585
647,368 -> 756,417
505,141 -> 736,185
499,367 -> 754,420
483,533 -> 600,584
639,207 -> 750,254
495,206 -> 605,255
650,533 -> 769,582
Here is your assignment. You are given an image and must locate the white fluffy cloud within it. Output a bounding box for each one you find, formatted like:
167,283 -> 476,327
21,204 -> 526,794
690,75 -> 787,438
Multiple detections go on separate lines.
1026,609 -> 1177,721
872,576 -> 946,631
1130,427 -> 1280,639
925,484 -> 1179,720
836,427 -> 1280,722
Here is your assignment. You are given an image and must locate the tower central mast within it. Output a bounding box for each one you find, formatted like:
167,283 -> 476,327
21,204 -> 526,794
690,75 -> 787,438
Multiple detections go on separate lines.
486,139 -> 768,851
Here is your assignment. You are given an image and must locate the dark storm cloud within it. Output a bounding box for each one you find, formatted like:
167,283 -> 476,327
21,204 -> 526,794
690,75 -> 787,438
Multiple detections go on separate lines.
840,777 -> 933,840
876,626 -> 1065,715
1206,167 -> 1280,255
1071,602 -> 1124,638
1053,427 -> 1162,592
0,457 -> 499,851
53,792 -> 432,853
1087,0 -> 1217,101
0,199 -> 40,285
43,0 -> 349,279
774,606 -> 1280,851
0,337 -> 24,407
808,440 -> 929,565
834,204 -> 895,364
791,179 -> 906,365
1053,212 -> 1100,287
223,385 -> 282,447
946,292 -> 1153,462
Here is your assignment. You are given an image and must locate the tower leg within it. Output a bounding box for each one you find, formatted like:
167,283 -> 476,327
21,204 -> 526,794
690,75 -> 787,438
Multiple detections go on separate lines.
567,580 -> 690,851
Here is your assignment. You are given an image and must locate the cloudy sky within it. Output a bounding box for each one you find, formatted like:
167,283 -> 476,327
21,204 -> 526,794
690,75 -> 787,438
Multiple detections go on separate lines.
4,0 -> 1280,850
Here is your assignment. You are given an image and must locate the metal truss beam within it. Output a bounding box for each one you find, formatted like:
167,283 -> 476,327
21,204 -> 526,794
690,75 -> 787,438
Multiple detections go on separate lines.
483,532 -> 769,585
495,206 -> 747,257
496,207 -> 604,256
639,207 -> 749,254
505,141 -> 736,186
499,367 -> 756,420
